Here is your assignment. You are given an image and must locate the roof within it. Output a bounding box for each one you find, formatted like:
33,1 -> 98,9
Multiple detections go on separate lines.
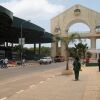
0,6 -> 13,26
0,5 -> 13,20
0,6 -> 52,44
12,17 -> 44,32
87,49 -> 100,53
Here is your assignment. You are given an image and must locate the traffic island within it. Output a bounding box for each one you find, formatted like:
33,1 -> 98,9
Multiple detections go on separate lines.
86,63 -> 98,67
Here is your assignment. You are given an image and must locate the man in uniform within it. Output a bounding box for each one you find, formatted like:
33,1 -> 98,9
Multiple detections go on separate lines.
73,57 -> 81,81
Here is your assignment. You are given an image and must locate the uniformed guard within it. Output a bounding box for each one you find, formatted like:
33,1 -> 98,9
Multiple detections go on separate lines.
73,56 -> 81,81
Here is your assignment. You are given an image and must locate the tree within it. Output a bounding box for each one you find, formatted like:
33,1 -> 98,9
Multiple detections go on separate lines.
37,46 -> 51,56
74,43 -> 88,59
68,47 -> 77,58
54,33 -> 81,70
12,45 -> 21,53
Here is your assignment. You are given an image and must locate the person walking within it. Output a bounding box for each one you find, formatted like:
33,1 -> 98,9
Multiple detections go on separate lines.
73,56 -> 81,81
22,58 -> 25,66
98,54 -> 100,72
4,58 -> 8,68
0,59 -> 4,68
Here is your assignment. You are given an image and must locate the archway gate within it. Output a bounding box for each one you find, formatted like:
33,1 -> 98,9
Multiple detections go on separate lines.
51,4 -> 100,58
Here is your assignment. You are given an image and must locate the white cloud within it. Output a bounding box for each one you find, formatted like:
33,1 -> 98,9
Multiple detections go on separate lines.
1,0 -> 65,21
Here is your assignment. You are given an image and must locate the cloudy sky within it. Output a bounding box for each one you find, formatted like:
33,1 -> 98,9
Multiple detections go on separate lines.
0,0 -> 100,48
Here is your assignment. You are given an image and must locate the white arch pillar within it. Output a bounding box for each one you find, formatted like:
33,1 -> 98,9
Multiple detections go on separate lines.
61,41 -> 66,59
91,37 -> 96,49
51,42 -> 58,57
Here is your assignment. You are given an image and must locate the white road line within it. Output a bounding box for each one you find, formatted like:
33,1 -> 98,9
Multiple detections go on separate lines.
0,97 -> 7,100
51,75 -> 55,78
40,81 -> 45,84
16,90 -> 24,94
30,84 -> 36,88
47,78 -> 51,80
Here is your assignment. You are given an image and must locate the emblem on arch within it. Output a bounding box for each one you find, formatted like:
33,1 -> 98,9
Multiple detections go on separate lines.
74,9 -> 81,16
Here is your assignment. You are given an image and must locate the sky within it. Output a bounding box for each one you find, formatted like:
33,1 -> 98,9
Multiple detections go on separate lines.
0,0 -> 100,49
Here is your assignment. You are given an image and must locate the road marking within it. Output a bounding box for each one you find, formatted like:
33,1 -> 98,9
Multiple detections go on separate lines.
30,84 -> 36,88
0,97 -> 7,100
16,90 -> 24,94
46,77 -> 51,81
51,75 -> 55,78
40,81 -> 45,84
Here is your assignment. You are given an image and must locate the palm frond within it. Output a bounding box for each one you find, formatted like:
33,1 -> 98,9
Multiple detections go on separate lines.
67,33 -> 81,44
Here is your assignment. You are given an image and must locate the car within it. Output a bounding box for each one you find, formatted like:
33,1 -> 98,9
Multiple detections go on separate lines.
39,57 -> 52,64
54,56 -> 65,62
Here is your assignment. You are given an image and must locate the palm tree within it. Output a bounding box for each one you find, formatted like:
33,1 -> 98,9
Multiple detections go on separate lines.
54,33 -> 81,70
74,43 -> 88,59
68,47 -> 77,58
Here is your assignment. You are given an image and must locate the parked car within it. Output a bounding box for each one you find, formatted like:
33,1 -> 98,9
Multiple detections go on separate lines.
39,57 -> 52,64
54,56 -> 65,62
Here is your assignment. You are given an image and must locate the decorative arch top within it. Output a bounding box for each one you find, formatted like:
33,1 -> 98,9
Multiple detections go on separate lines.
66,19 -> 91,32
51,4 -> 100,35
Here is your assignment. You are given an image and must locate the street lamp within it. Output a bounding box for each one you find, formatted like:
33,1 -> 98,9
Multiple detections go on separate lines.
20,20 -> 30,65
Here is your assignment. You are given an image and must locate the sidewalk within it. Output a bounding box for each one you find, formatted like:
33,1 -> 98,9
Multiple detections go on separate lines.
8,67 -> 100,100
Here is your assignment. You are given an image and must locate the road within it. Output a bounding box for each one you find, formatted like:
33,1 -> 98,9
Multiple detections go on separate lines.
0,62 -> 65,99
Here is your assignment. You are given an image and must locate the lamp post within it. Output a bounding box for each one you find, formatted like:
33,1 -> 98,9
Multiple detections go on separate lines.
20,20 -> 30,65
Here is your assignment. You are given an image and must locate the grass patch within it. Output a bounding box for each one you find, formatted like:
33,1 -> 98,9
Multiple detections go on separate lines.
86,63 -> 98,66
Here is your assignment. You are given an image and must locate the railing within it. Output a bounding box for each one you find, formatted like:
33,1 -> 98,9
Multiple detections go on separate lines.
55,31 -> 100,38
65,31 -> 90,37
68,31 -> 90,34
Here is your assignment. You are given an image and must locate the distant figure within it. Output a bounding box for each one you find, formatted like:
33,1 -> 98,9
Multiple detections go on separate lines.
86,57 -> 89,64
0,59 -> 4,68
22,59 -> 25,66
4,58 -> 8,68
98,54 -> 100,72
73,57 -> 81,81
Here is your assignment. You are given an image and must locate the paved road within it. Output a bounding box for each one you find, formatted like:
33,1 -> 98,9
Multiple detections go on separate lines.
0,62 -> 66,81
0,62 -> 66,99
8,67 -> 100,100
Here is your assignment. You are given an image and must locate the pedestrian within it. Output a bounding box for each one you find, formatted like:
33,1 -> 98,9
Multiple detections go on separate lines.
98,54 -> 100,72
0,59 -> 4,68
4,58 -> 8,68
22,58 -> 25,66
86,57 -> 89,64
73,56 -> 81,81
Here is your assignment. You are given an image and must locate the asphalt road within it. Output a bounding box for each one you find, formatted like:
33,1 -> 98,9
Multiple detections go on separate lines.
0,62 -> 65,99
0,62 -> 65,81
